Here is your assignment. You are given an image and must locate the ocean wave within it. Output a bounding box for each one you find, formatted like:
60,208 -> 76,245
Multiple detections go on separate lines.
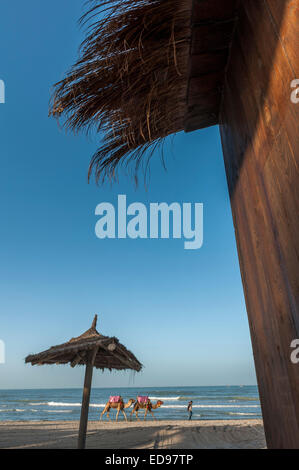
45,410 -> 73,413
149,396 -> 180,401
194,405 -> 260,409
165,395 -> 260,402
30,401 -> 105,408
150,395 -> 259,402
30,402 -> 80,407
0,408 -> 26,412
29,403 -> 48,406
230,397 -> 258,401
11,399 -> 32,403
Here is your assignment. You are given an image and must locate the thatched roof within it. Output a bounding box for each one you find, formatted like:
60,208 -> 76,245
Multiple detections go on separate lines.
50,0 -> 238,182
25,315 -> 142,372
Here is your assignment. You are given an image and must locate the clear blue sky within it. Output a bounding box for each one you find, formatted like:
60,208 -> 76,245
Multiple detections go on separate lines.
0,0 -> 257,389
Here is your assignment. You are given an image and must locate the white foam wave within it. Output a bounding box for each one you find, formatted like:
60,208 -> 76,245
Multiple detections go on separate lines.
31,401 -> 105,408
0,408 -> 26,412
45,410 -> 72,413
48,402 -> 82,407
29,403 -> 47,406
149,396 -> 180,401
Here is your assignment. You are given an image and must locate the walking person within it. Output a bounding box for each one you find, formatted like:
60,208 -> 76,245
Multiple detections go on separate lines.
187,401 -> 193,420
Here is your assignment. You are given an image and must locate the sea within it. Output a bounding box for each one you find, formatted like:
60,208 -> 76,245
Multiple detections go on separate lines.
0,386 -> 261,421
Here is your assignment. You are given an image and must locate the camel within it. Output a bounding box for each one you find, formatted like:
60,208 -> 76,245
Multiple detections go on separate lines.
100,397 -> 135,422
130,399 -> 164,421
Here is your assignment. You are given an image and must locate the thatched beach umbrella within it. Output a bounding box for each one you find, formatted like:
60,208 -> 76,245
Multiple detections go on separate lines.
25,315 -> 142,449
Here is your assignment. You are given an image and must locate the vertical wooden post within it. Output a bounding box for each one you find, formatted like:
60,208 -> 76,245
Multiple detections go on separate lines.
78,347 -> 98,449
220,0 -> 299,448
78,357 -> 93,449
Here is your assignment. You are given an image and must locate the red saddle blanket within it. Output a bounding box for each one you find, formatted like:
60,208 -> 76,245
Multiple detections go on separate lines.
137,396 -> 149,404
109,396 -> 121,403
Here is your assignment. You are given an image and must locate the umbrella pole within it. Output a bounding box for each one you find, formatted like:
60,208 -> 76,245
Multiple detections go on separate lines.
78,353 -> 94,449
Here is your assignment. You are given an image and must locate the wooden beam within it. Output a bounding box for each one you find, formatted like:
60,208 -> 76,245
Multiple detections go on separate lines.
192,0 -> 239,22
265,0 -> 299,76
189,51 -> 229,76
71,352 -> 86,368
77,347 -> 98,449
219,0 -> 299,448
184,1 -> 238,131
191,20 -> 236,54
184,110 -> 218,133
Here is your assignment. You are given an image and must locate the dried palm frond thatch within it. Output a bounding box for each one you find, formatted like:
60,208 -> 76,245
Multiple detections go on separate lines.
50,0 -> 192,182
25,315 -> 142,372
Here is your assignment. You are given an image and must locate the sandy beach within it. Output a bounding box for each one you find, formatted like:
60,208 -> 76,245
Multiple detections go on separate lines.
0,419 -> 265,449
